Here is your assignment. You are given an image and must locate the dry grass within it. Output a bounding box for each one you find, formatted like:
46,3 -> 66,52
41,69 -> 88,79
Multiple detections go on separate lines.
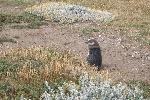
0,47 -> 110,99
0,47 -> 77,83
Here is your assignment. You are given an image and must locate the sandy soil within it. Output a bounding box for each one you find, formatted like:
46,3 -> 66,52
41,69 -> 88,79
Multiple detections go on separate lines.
0,21 -> 150,83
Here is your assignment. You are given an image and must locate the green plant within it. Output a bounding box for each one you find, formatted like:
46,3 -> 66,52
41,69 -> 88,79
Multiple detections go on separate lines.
0,48 -> 87,99
0,12 -> 45,24
0,37 -> 17,44
26,21 -> 48,29
0,12 -> 48,29
0,0 -> 36,5
40,74 -> 144,100
127,80 -> 150,98
82,27 -> 100,36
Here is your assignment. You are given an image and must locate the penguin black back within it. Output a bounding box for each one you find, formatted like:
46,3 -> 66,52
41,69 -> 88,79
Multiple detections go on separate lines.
86,39 -> 102,71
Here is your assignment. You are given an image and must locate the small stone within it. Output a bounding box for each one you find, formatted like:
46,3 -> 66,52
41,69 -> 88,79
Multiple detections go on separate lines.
147,56 -> 150,60
131,51 -> 141,59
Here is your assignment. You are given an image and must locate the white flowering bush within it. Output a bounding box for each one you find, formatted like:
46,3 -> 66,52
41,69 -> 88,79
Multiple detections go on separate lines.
40,73 -> 144,100
25,2 -> 115,23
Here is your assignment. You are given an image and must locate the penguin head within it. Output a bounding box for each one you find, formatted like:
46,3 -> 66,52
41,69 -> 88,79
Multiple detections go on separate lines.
85,38 -> 100,49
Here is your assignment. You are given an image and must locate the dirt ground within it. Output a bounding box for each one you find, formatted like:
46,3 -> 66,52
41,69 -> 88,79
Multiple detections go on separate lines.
1,22 -> 150,83
0,3 -> 150,84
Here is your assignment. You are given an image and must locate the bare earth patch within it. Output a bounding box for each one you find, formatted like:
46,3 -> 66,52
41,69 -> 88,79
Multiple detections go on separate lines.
0,21 -> 150,84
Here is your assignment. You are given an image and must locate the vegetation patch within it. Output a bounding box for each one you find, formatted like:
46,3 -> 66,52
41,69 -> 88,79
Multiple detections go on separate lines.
81,27 -> 100,36
0,47 -> 148,99
40,74 -> 144,100
11,21 -> 48,29
0,0 -> 35,5
25,2 -> 114,24
127,80 -> 150,99
0,0 -> 150,99
124,23 -> 150,45
0,48 -> 87,99
0,36 -> 17,44
0,12 -> 44,23
0,12 -> 48,29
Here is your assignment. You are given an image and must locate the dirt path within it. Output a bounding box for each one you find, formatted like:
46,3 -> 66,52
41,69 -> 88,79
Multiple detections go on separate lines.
1,22 -> 150,83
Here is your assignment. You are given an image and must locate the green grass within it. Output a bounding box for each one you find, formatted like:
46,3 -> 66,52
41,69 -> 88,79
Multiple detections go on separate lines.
0,0 -> 36,5
0,12 -> 44,23
11,21 -> 48,29
0,12 -> 48,29
81,27 -> 100,36
0,36 -> 17,44
0,26 -> 2,31
127,80 -> 150,99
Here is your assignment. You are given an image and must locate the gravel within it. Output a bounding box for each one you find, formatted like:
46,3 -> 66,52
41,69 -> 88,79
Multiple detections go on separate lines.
25,2 -> 115,23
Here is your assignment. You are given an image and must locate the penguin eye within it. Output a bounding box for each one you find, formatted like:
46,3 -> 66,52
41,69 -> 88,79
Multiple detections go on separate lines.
88,42 -> 95,45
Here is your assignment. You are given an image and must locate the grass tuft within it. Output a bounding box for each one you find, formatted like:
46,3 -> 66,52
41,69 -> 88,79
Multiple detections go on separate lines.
0,12 -> 48,29
0,0 -> 36,5
0,36 -> 17,44
81,27 -> 100,36
127,80 -> 150,98
0,47 -> 91,99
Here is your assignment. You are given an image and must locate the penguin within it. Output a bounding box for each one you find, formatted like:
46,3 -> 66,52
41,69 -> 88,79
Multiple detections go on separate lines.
86,38 -> 102,71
